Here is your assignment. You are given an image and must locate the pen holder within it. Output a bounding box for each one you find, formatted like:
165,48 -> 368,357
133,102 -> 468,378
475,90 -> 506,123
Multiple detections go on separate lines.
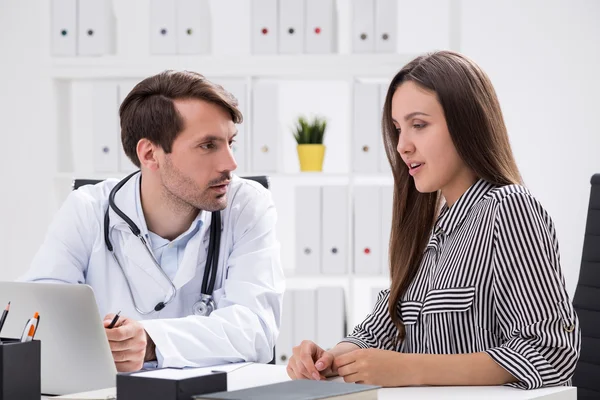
0,338 -> 41,400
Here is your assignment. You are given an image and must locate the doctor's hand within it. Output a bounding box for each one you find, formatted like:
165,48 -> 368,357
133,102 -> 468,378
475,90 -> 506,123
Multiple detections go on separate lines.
287,340 -> 336,381
103,314 -> 156,372
333,348 -> 421,387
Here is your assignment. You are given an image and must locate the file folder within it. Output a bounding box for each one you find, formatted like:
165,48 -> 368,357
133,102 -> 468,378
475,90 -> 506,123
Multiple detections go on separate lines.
305,0 -> 336,54
278,0 -> 304,54
77,0 -> 115,56
251,82 -> 279,172
92,82 -> 119,173
375,0 -> 397,53
51,0 -> 77,56
276,290 -> 294,365
293,289 -> 317,344
353,82 -> 380,173
352,0 -> 375,53
380,185 -> 393,274
150,0 -> 177,55
176,0 -> 211,54
295,186 -> 321,275
316,287 -> 346,350
354,186 -> 381,274
321,185 -> 348,274
379,82 -> 391,173
251,0 -> 278,54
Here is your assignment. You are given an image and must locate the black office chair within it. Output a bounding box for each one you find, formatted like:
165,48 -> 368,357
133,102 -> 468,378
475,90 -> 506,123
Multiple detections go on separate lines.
73,174 -> 277,365
572,173 -> 600,398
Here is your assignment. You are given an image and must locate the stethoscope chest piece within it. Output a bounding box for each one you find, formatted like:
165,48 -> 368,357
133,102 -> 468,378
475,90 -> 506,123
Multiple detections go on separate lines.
193,294 -> 216,316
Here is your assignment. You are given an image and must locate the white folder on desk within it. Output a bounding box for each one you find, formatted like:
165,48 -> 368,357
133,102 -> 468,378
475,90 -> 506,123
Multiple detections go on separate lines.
380,185 -> 393,273
77,0 -> 115,56
321,185 -> 348,274
51,0 -> 77,56
375,0 -> 397,53
278,0 -> 304,54
176,0 -> 211,54
293,289 -> 317,344
276,290 -> 294,365
149,0 -> 177,55
354,186 -> 381,274
219,80 -> 248,174
251,82 -> 279,172
92,82 -> 119,173
317,287 -> 346,350
353,82 -> 380,173
295,186 -> 321,275
117,80 -> 140,173
305,0 -> 336,54
351,0 -> 375,53
251,0 -> 278,54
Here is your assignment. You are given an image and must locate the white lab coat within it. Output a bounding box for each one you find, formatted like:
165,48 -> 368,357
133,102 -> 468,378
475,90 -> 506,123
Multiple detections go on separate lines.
22,174 -> 285,368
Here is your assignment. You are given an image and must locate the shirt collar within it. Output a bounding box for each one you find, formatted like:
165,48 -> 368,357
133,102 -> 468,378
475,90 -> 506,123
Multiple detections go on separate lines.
435,179 -> 498,237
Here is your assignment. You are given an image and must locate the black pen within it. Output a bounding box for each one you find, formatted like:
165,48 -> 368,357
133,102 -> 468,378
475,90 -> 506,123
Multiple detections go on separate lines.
0,302 -> 10,337
107,311 -> 121,329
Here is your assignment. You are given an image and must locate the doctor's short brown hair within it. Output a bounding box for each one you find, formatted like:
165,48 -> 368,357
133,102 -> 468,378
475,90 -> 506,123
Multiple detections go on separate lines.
119,70 -> 243,168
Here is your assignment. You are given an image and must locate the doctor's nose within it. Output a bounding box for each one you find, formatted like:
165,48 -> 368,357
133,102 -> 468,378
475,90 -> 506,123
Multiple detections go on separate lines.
220,144 -> 238,173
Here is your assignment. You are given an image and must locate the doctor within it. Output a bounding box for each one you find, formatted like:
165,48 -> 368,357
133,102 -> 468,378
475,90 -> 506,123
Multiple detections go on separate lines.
22,70 -> 285,372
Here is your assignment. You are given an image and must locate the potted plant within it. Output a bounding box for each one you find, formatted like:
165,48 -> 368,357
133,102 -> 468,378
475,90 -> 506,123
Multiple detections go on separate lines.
292,115 -> 327,172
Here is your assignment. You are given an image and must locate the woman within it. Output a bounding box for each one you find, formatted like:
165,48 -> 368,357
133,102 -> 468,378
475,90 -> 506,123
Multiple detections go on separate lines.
286,51 -> 580,389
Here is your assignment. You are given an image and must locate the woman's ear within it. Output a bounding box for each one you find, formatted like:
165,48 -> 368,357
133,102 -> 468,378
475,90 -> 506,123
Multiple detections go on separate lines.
137,139 -> 160,171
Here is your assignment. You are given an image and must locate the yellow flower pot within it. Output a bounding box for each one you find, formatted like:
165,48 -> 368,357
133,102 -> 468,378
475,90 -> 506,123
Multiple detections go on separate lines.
297,144 -> 326,172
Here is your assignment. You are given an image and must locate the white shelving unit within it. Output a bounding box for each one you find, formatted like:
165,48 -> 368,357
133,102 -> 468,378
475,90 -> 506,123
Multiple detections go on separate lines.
50,0 -> 459,336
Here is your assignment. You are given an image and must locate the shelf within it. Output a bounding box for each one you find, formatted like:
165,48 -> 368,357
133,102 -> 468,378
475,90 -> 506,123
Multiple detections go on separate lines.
54,172 -> 393,186
49,53 -> 418,80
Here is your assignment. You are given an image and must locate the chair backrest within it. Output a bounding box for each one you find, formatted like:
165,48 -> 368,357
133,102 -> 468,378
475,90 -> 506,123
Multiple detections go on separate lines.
71,174 -> 276,365
572,173 -> 600,398
73,175 -> 270,191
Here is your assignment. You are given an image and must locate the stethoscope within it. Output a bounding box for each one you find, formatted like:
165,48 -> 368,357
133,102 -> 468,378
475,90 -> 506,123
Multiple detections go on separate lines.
104,171 -> 221,317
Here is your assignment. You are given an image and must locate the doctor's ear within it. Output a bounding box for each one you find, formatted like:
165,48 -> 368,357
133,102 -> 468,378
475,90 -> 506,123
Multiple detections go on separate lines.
137,139 -> 161,171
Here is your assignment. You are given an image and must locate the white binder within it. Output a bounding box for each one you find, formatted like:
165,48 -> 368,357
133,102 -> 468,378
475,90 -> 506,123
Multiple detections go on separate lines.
353,82 -> 380,173
375,0 -> 397,53
92,82 -> 119,173
379,82 -> 391,174
77,0 -> 115,56
317,287 -> 346,350
211,0 -> 251,55
305,0 -> 336,54
351,0 -> 375,53
295,186 -> 321,275
176,0 -> 211,54
51,0 -> 77,56
251,0 -> 278,54
321,186 -> 348,274
380,185 -> 394,274
354,186 -> 381,274
278,0 -> 304,54
276,290 -> 294,365
251,82 -> 279,172
397,0 -> 451,53
149,0 -> 177,55
219,80 -> 248,174
293,289 -> 317,344
117,80 -> 140,173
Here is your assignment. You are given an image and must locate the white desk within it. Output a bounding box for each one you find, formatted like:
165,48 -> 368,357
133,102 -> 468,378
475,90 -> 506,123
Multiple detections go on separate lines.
44,363 -> 577,399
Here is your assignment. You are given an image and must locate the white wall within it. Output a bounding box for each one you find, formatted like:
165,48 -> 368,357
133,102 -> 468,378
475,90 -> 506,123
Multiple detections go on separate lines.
1,0 -> 599,297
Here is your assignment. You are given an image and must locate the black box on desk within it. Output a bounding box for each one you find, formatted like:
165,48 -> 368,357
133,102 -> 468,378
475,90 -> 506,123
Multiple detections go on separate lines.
117,369 -> 227,400
0,338 -> 41,400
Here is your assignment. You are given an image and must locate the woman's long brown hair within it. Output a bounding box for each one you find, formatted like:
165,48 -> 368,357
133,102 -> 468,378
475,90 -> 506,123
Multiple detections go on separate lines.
381,51 -> 523,339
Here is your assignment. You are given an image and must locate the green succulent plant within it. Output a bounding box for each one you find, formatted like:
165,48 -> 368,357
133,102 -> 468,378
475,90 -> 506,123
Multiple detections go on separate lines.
292,115 -> 327,144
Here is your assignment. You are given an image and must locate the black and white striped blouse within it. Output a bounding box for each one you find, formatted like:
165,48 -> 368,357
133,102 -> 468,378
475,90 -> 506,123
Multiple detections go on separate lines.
342,179 -> 580,389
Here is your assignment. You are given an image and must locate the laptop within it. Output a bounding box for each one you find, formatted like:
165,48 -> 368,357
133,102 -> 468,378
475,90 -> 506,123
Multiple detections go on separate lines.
0,282 -> 117,395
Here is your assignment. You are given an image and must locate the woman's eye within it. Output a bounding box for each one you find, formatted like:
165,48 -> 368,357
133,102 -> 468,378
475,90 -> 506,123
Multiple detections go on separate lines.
413,122 -> 427,129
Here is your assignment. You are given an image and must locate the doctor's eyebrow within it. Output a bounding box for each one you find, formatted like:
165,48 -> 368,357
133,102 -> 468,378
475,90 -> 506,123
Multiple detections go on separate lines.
197,132 -> 238,143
